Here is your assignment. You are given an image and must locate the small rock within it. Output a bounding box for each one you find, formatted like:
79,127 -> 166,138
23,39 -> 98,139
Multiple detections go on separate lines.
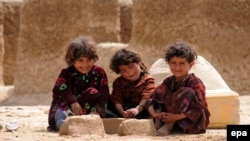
6,122 -> 19,131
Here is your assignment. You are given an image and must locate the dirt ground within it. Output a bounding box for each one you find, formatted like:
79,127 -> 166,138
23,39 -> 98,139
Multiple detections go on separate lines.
0,95 -> 249,141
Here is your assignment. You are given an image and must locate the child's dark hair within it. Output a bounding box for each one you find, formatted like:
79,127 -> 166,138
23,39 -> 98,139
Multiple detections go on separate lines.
65,35 -> 98,66
110,48 -> 148,74
165,41 -> 197,63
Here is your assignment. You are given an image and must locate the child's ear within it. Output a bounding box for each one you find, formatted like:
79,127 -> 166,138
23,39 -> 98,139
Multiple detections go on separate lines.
189,61 -> 195,68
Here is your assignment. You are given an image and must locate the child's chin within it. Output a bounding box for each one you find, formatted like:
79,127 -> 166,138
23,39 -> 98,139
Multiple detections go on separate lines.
75,67 -> 90,74
80,70 -> 90,74
127,78 -> 137,82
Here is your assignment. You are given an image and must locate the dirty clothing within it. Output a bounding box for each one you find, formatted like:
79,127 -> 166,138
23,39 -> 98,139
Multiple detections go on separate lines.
48,65 -> 109,131
108,72 -> 156,118
148,73 -> 210,134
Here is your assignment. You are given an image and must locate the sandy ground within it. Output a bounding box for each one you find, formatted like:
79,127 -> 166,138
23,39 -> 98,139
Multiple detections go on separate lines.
0,95 -> 249,141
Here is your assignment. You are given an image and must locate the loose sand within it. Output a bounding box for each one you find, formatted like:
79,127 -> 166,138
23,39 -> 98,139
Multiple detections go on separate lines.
0,95 -> 249,141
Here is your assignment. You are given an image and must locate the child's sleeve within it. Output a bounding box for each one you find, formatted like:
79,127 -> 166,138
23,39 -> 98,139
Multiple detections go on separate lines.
141,77 -> 156,99
98,69 -> 110,107
110,78 -> 124,105
183,80 -> 207,123
52,69 -> 77,105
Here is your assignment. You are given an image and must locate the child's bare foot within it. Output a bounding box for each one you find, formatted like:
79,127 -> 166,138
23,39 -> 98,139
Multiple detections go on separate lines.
157,123 -> 174,136
154,119 -> 163,130
157,124 -> 169,136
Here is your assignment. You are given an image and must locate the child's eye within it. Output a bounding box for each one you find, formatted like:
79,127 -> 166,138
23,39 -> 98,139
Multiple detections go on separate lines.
120,70 -> 126,73
180,62 -> 185,66
128,65 -> 134,69
87,58 -> 94,61
128,63 -> 135,68
170,62 -> 176,66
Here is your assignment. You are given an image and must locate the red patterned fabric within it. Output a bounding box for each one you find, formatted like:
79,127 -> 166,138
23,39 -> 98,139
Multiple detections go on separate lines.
109,73 -> 156,118
149,73 -> 210,134
48,65 -> 109,131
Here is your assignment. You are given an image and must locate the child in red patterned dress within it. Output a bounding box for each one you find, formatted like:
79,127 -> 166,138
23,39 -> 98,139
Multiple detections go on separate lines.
147,41 -> 210,135
47,35 -> 110,131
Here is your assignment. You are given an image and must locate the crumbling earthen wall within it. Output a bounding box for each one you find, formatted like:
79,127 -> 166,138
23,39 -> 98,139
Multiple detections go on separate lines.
1,0 -> 249,97
0,2 -> 4,86
2,0 -> 22,85
129,0 -> 250,95
119,0 -> 133,43
14,0 -> 121,95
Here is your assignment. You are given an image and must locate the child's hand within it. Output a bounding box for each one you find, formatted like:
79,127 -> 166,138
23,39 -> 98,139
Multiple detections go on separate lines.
125,108 -> 139,118
161,113 -> 179,123
152,112 -> 163,119
121,111 -> 129,118
150,111 -> 164,119
71,102 -> 83,115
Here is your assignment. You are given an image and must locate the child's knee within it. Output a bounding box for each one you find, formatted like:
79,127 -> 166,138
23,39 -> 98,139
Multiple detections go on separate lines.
55,109 -> 67,121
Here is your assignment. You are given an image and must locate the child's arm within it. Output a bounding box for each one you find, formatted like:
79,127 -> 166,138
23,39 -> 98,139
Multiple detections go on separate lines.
52,69 -> 83,115
148,105 -> 162,119
125,99 -> 148,118
182,77 -> 207,123
161,113 -> 187,123
115,103 -> 128,118
141,76 -> 156,100
96,68 -> 110,117
52,69 -> 77,105
71,102 -> 83,115
135,99 -> 147,113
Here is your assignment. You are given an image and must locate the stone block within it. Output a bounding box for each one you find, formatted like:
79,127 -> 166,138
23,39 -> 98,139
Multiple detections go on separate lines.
206,90 -> 239,128
59,114 -> 106,137
117,119 -> 156,136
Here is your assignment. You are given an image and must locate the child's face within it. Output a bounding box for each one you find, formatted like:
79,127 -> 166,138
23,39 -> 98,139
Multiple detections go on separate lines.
168,56 -> 194,81
119,63 -> 141,82
74,56 -> 95,74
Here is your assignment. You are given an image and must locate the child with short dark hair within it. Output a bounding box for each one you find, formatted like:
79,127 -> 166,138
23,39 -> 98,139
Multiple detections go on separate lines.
47,35 -> 110,131
147,41 -> 210,135
107,48 -> 156,119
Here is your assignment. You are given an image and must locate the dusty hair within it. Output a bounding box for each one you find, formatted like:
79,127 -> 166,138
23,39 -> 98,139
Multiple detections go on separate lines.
164,41 -> 197,63
110,48 -> 148,74
65,35 -> 98,66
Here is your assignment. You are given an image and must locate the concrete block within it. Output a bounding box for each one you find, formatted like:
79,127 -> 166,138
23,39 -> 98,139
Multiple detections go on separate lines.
207,90 -> 240,128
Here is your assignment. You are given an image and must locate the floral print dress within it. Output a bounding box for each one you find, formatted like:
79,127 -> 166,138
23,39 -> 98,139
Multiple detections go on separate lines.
48,65 -> 109,130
